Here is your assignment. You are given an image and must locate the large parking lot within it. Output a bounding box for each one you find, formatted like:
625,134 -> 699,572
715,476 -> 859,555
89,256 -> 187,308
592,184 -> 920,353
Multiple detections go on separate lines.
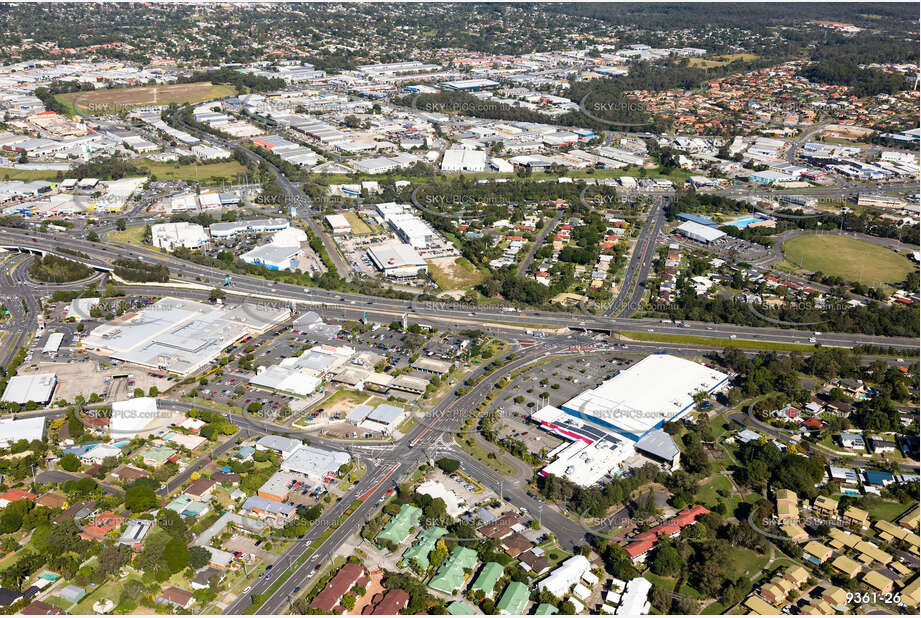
493,353 -> 631,415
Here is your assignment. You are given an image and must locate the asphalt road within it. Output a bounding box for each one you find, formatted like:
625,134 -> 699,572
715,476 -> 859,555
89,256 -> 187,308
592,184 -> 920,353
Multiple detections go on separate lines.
2,227 -> 916,354
606,196 -> 666,317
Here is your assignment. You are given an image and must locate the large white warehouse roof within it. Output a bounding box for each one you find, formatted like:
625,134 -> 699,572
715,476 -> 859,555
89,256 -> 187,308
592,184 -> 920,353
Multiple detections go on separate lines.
561,354 -> 729,440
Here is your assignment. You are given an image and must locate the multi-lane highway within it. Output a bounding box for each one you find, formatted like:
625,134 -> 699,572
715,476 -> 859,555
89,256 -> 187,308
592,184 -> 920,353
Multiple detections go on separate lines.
2,227 -> 916,354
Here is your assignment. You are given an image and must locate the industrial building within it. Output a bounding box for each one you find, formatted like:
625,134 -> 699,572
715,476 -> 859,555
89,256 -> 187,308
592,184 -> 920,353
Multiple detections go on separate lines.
441,78 -> 501,91
367,241 -> 428,278
0,416 -> 45,447
675,221 -> 726,244
82,298 -> 289,377
560,354 -> 729,440
150,222 -> 209,250
325,214 -> 351,235
441,148 -> 487,172
110,397 -> 170,437
1,373 -> 57,405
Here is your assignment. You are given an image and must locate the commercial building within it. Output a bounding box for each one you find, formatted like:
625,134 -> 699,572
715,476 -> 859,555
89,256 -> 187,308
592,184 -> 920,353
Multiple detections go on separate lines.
560,354 -> 729,440
411,357 -> 453,375
151,222 -> 209,250
635,429 -> 681,470
255,435 -> 303,460
345,403 -> 409,435
367,241 -> 428,278
82,298 -> 289,377
529,406 -> 637,486
389,374 -> 429,395
675,220 -> 726,244
257,471 -> 299,502
249,365 -> 322,397
241,496 -> 295,526
240,244 -> 300,271
1,373 -> 57,405
280,444 -> 350,482
42,332 -> 63,355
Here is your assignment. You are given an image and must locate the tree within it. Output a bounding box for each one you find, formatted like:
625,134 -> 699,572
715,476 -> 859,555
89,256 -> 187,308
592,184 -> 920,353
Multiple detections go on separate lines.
124,484 -> 158,513
651,543 -> 681,576
435,458 -> 460,474
116,218 -> 127,231
86,231 -> 100,242
59,452 -> 81,472
164,536 -> 190,573
189,546 -> 211,570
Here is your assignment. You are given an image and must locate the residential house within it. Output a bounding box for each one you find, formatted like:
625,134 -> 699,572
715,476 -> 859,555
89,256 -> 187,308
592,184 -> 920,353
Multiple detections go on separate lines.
157,587 -> 194,610
370,589 -> 409,614
812,496 -> 839,519
820,586 -> 849,611
843,506 -> 870,529
185,478 -> 216,501
862,571 -> 894,594
310,563 -> 364,613
831,555 -> 861,578
839,432 -> 865,450
802,541 -> 833,565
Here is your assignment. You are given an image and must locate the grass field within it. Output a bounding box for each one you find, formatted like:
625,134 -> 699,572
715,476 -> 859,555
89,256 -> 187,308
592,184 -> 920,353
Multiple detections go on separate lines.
56,82 -> 236,115
454,435 -> 515,475
781,234 -> 915,286
342,211 -> 373,235
861,497 -> 915,522
0,168 -> 62,182
688,53 -> 759,68
136,158 -> 246,183
105,225 -> 147,247
616,330 -> 828,353
426,256 -> 485,290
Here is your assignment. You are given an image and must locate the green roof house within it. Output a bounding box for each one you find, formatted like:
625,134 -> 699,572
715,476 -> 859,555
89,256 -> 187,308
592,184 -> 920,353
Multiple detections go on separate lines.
496,581 -> 529,615
402,526 -> 448,570
470,562 -> 504,597
447,600 -> 478,615
376,503 -> 422,546
534,603 -> 558,615
139,445 -> 177,466
428,546 -> 478,594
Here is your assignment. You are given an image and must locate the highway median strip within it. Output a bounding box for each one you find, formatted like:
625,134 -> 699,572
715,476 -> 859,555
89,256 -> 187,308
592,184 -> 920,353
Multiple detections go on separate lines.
615,330 -> 839,352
